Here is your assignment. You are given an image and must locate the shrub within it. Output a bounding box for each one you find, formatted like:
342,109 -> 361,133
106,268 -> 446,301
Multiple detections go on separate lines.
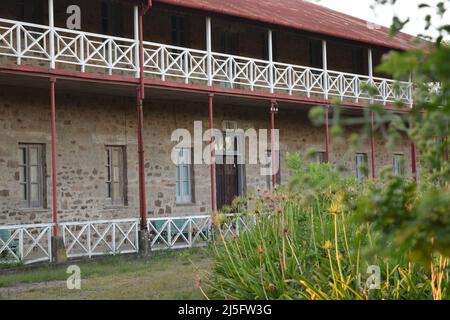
205,155 -> 449,300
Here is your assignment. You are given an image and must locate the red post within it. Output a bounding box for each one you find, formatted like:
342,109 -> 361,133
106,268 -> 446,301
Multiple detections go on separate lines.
411,142 -> 418,182
209,94 -> 216,212
136,2 -> 152,231
50,77 -> 58,237
325,106 -> 330,163
136,88 -> 147,230
270,100 -> 277,190
370,112 -> 376,179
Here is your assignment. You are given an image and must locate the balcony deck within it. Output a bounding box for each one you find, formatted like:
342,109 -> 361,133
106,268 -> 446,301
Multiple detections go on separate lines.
0,18 -> 413,106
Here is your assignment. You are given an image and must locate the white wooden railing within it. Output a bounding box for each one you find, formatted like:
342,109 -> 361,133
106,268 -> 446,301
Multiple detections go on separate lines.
61,219 -> 139,259
0,18 -> 413,105
0,215 -> 253,264
0,223 -> 52,265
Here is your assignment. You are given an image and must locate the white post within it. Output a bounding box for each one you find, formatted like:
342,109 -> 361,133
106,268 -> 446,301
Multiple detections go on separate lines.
409,73 -> 413,108
368,48 -> 373,79
322,40 -> 328,100
134,6 -> 140,78
368,48 -> 374,103
206,17 -> 212,86
268,29 -> 274,93
48,0 -> 55,69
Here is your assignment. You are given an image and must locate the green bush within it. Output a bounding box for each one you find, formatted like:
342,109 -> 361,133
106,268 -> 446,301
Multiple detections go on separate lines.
205,155 -> 448,300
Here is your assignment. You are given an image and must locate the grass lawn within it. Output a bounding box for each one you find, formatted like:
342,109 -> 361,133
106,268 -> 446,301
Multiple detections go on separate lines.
0,248 -> 212,300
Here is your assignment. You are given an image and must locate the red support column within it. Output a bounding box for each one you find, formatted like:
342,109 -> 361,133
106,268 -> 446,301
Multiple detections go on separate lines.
209,94 -> 216,212
370,112 -> 376,179
270,100 -> 277,190
50,77 -> 58,237
325,106 -> 330,163
411,142 -> 418,182
136,88 -> 147,230
136,2 -> 152,232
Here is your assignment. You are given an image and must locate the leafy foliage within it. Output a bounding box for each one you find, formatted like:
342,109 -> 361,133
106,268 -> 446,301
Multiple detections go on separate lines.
205,157 -> 448,300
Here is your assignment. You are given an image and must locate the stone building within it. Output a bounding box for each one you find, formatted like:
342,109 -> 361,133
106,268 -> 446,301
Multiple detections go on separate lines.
0,0 -> 417,230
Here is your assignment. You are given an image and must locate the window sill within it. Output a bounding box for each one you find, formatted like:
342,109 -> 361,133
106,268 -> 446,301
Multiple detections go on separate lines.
18,208 -> 50,213
175,202 -> 197,207
103,205 -> 129,210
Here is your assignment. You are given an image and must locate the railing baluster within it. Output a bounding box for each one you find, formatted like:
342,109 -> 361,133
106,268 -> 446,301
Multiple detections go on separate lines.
0,19 -> 418,106
80,34 -> 85,72
16,24 -> 22,65
188,218 -> 193,248
18,228 -> 23,262
112,223 -> 116,254
289,67 -> 294,95
87,223 -> 92,258
184,50 -> 189,84
161,47 -> 166,81
108,39 -> 113,75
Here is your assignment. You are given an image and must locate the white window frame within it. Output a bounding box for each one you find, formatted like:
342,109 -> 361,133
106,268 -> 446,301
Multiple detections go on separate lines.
176,148 -> 193,204
393,154 -> 405,176
18,143 -> 45,209
355,153 -> 368,181
106,146 -> 127,206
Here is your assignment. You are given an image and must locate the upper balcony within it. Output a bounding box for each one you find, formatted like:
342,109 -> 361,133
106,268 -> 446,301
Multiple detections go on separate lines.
0,1 -> 413,107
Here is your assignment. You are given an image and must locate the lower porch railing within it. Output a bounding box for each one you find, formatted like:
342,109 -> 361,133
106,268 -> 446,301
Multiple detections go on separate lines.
0,214 -> 253,265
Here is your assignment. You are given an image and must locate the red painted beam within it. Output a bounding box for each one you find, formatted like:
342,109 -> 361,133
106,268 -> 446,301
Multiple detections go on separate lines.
0,65 -> 414,114
209,94 -> 217,212
370,112 -> 376,179
325,106 -> 330,163
50,77 -> 58,237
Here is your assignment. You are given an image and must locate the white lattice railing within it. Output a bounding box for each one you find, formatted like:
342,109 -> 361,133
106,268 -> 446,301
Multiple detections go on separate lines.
0,215 -> 254,264
147,214 -> 253,251
0,17 -> 413,105
0,223 -> 52,265
61,219 -> 140,258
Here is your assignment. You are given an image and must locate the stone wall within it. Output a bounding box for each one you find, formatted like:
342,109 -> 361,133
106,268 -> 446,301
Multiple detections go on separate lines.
0,84 -> 412,225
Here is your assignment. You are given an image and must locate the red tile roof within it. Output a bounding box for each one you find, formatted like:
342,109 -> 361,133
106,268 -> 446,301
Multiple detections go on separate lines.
153,0 -> 417,50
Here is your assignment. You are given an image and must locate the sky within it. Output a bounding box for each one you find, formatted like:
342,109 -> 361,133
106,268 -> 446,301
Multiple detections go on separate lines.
307,0 -> 450,40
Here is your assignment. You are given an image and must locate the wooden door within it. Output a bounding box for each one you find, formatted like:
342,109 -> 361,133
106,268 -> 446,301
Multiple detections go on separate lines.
216,155 -> 239,210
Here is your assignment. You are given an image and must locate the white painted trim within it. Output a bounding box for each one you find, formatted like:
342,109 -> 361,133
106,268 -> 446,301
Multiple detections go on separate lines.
0,18 -> 414,105
48,0 -> 55,68
134,5 -> 140,78
206,16 -> 212,86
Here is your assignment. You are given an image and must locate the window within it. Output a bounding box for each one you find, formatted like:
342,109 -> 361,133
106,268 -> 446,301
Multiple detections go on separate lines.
315,151 -> 327,164
176,148 -> 193,203
101,0 -> 123,36
355,153 -> 368,181
220,31 -> 239,55
309,39 -> 323,69
106,146 -> 127,206
393,154 -> 405,176
171,14 -> 190,47
18,0 -> 44,24
265,150 -> 281,190
18,144 -> 45,208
